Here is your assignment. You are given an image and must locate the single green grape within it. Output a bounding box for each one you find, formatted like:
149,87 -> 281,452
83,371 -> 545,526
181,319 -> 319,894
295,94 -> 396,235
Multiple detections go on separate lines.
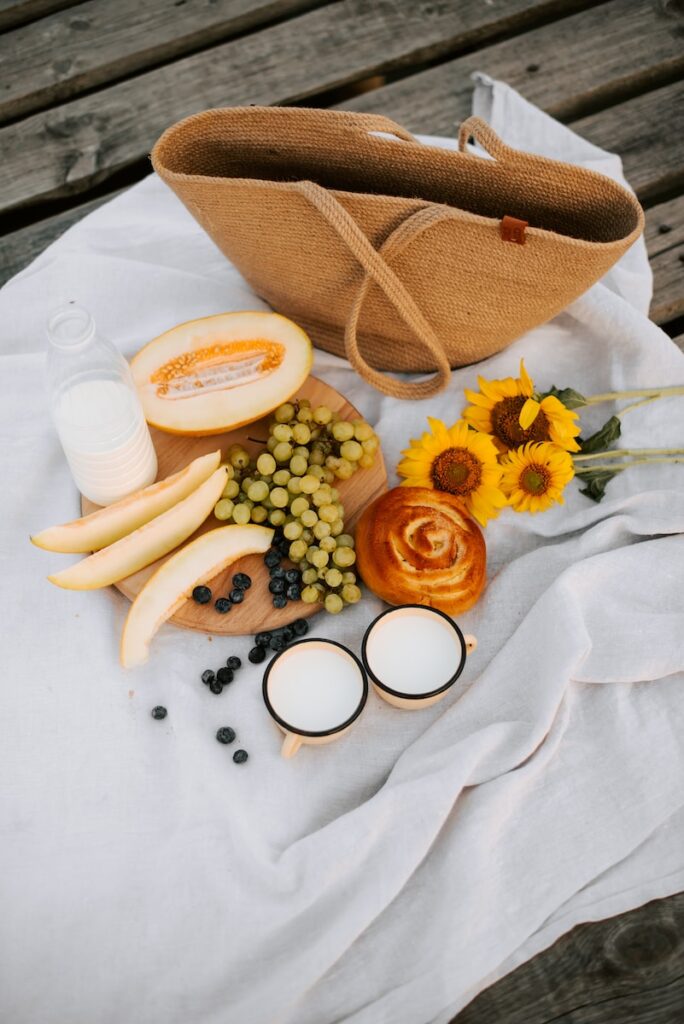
290,496 -> 310,518
341,583 -> 362,604
324,593 -> 344,614
289,454 -> 308,477
247,480 -> 269,503
241,498 -> 254,510
317,567 -> 329,580
300,475 -> 320,495
220,462 -> 235,480
362,436 -> 379,455
318,503 -> 338,524
359,453 -> 375,469
283,520 -> 303,541
228,446 -> 251,470
354,422 -> 375,442
270,486 -> 289,509
274,403 -> 295,423
325,567 -> 343,588
325,455 -> 341,471
311,549 -> 329,569
269,509 -> 286,526
302,567 -> 318,585
300,528 -> 314,545
333,546 -> 356,567
336,533 -> 355,549
331,421 -> 354,442
296,405 -> 314,424
298,397 -> 311,408
313,405 -> 332,425
329,488 -> 340,503
289,539 -> 308,561
335,502 -> 345,519
329,519 -> 344,537
298,559 -> 310,573
214,498 -> 234,521
266,436 -> 278,452
272,423 -> 293,443
291,446 -> 308,459
292,422 -> 311,445
300,508 -> 318,528
241,476 -> 254,493
308,448 -> 325,466
221,478 -> 240,499
340,440 -> 363,462
287,476 -> 303,495
232,503 -> 251,525
335,459 -> 354,481
322,468 -> 336,485
272,468 -> 290,486
342,571 -> 357,585
272,441 -> 293,463
251,505 -> 268,524
308,465 -> 325,481
256,452 -> 277,476
300,585 -> 320,604
311,487 -> 331,508
319,535 -> 337,553
313,520 -> 331,540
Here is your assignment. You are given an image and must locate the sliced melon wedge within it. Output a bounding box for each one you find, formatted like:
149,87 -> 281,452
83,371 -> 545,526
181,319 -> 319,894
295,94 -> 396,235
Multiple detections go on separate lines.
121,524 -> 273,667
48,466 -> 228,590
31,450 -> 221,553
131,311 -> 312,435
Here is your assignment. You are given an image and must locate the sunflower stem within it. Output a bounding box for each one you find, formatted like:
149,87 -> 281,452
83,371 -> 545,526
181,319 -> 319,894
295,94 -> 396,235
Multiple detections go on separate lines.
576,456 -> 684,472
584,385 -> 684,405
574,447 -> 684,462
616,395 -> 660,417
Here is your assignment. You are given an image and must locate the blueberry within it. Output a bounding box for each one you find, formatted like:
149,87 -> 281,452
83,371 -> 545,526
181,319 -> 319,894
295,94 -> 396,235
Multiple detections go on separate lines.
269,578 -> 286,595
229,588 -> 245,604
209,679 -> 223,695
226,656 -> 241,671
232,573 -> 252,590
272,594 -> 287,609
192,585 -> 212,604
270,636 -> 286,652
201,669 -> 215,685
216,727 -> 236,745
248,645 -> 266,664
216,666 -> 234,686
233,749 -> 249,764
269,566 -> 286,579
214,598 -> 231,613
281,626 -> 295,642
285,569 -> 301,584
254,631 -> 272,647
286,584 -> 301,601
293,618 -> 308,636
151,706 -> 167,720
264,550 -> 281,568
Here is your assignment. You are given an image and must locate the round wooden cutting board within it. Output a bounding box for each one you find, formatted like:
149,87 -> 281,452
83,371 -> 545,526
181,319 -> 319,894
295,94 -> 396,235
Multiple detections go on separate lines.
81,376 -> 387,635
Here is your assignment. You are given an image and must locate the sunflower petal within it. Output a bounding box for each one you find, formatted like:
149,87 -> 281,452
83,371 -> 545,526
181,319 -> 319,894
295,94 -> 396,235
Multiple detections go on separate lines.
519,398 -> 541,430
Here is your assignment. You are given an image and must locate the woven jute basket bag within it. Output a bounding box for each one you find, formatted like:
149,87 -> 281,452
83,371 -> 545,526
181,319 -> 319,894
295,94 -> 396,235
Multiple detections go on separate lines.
151,107 -> 644,399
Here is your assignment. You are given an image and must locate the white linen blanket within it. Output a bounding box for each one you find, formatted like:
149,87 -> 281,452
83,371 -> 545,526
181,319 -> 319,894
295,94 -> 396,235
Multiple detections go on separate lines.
1,75 -> 683,1024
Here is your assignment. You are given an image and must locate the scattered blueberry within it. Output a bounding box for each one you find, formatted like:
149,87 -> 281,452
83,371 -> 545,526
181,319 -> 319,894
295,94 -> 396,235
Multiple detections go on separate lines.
285,569 -> 301,584
226,656 -> 242,671
232,573 -> 252,590
209,679 -> 223,695
192,585 -> 212,605
286,584 -> 301,601
293,618 -> 308,636
233,749 -> 249,764
255,631 -> 272,648
248,645 -> 267,664
272,594 -> 287,609
229,588 -> 245,604
269,566 -> 286,579
216,727 -> 236,745
264,549 -> 281,568
216,666 -> 234,686
281,626 -> 295,642
269,577 -> 286,595
151,706 -> 167,720
201,669 -> 215,685
215,597 -> 231,613
270,636 -> 286,652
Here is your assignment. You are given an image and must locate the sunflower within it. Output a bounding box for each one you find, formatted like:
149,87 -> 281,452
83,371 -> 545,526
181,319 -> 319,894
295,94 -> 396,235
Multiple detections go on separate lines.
463,360 -> 580,453
500,442 -> 575,513
397,417 -> 506,526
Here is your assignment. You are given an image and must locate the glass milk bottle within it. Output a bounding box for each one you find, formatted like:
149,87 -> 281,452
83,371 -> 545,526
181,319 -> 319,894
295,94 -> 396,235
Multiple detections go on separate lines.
46,303 -> 157,505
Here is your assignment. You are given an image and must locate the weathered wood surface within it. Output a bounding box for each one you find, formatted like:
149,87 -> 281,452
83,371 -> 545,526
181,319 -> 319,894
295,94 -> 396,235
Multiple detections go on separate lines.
0,0 -> 82,32
454,892 -> 684,1023
0,0 -> 600,215
339,0 -> 684,130
0,0 -> 330,122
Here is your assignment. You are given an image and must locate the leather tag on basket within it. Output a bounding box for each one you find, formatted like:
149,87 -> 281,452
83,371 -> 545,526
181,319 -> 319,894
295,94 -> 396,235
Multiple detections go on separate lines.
151,107 -> 644,400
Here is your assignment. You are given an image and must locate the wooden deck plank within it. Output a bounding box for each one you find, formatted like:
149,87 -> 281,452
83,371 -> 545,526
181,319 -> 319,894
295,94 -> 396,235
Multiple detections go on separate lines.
454,892 -> 684,1023
645,194 -> 684,257
338,0 -> 684,131
0,0 -> 331,123
0,0 -> 82,32
0,0 -> 602,215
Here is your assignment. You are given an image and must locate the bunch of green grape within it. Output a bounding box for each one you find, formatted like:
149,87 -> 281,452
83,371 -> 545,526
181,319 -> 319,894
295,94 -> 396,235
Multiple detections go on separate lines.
213,399 -> 380,613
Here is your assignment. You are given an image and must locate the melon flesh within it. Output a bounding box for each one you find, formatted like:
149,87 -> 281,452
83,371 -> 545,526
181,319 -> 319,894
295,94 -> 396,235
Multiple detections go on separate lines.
31,450 -> 221,553
131,311 -> 313,435
120,524 -> 273,667
48,466 -> 228,590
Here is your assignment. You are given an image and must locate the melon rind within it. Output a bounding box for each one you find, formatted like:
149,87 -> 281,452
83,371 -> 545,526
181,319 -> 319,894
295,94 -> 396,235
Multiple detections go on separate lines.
131,311 -> 313,436
120,524 -> 274,667
47,466 -> 228,590
31,450 -> 221,553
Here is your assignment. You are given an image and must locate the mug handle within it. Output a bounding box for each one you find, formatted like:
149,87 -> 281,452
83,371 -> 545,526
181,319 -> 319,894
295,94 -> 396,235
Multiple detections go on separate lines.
281,732 -> 303,758
464,634 -> 477,655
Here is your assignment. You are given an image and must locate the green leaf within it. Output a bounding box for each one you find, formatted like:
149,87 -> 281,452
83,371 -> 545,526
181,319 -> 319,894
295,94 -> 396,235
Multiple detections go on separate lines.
575,466 -> 621,503
539,386 -> 588,410
578,415 -> 621,454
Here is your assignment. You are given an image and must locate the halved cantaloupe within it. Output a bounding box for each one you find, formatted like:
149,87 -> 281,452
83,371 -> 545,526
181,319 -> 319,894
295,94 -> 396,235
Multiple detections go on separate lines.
120,524 -> 273,667
31,450 -> 221,554
131,311 -> 313,435
48,466 -> 228,590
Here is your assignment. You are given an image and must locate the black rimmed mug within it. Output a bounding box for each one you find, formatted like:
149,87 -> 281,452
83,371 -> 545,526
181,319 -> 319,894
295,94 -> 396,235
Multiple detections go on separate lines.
361,605 -> 477,710
263,638 -> 368,758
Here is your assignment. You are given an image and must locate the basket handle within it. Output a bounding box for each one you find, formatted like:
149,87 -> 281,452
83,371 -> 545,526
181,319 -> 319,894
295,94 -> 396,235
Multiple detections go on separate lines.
458,116 -> 510,159
295,180 -> 452,400
332,110 -> 418,143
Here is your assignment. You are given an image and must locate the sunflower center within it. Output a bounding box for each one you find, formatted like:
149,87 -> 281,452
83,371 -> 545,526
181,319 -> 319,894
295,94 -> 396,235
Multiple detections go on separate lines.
431,447 -> 482,495
491,396 -> 549,448
520,464 -> 550,495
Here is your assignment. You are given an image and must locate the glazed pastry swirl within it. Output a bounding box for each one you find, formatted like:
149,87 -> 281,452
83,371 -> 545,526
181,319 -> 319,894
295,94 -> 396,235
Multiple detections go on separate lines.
355,487 -> 486,614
